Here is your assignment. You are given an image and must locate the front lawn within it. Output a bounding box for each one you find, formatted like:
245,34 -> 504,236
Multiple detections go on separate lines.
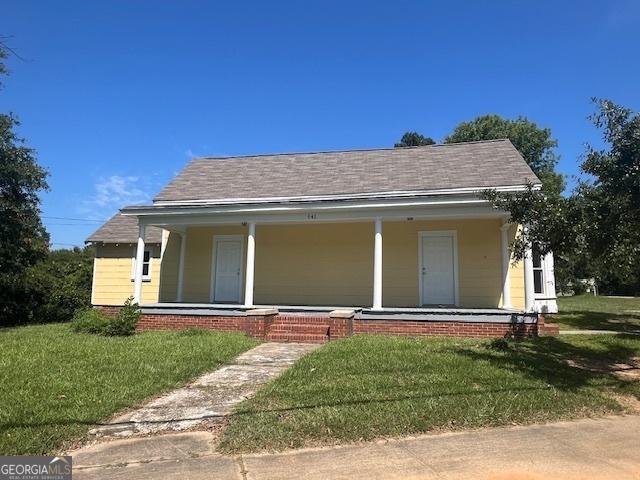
0,324 -> 258,455
555,295 -> 640,332
219,333 -> 640,453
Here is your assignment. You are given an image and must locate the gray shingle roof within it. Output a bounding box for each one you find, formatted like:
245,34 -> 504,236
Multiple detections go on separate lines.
86,214 -> 163,244
154,139 -> 539,203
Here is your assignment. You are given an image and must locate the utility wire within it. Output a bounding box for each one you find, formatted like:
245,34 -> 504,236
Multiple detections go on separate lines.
43,216 -> 105,222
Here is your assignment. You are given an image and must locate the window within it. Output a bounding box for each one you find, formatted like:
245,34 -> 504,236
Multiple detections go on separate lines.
532,248 -> 544,295
131,249 -> 152,281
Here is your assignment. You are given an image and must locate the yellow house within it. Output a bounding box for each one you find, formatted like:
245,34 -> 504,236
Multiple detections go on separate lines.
87,140 -> 558,341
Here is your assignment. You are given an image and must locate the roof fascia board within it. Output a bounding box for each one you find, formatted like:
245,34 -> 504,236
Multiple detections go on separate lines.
152,184 -> 537,207
124,195 -> 491,217
126,203 -> 507,228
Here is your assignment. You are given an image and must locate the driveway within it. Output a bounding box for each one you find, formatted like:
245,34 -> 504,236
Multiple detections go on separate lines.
73,414 -> 640,479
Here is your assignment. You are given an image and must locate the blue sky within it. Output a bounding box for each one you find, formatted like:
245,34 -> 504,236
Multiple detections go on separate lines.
3,1 -> 639,248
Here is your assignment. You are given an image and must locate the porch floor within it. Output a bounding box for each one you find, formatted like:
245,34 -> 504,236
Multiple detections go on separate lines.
139,303 -> 533,323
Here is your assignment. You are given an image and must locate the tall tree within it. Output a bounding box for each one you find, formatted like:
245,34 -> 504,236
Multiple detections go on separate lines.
395,131 -> 436,147
445,114 -> 567,198
484,100 -> 640,294
578,99 -> 640,292
445,114 -> 558,177
0,41 -> 50,324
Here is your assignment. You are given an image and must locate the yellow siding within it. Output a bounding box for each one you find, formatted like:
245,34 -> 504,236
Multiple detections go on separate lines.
508,224 -> 526,310
92,244 -> 161,305
180,225 -> 248,303
382,219 -> 503,308
92,219 -> 526,309
159,231 -> 181,302
254,223 -> 373,306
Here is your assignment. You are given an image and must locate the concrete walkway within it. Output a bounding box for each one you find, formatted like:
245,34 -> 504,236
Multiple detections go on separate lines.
73,415 -> 640,479
560,329 -> 640,336
89,342 -> 319,437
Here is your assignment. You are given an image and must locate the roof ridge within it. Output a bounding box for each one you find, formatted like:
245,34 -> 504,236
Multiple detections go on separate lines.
192,139 -> 511,161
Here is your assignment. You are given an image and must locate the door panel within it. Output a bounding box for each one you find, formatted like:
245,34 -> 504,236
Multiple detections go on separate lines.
214,239 -> 242,303
421,234 -> 455,305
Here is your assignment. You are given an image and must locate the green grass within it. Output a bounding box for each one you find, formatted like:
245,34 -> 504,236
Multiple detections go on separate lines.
0,324 -> 258,455
219,333 -> 640,453
555,295 -> 640,332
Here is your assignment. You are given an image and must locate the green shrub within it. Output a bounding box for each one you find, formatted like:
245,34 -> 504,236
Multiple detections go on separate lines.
71,298 -> 140,336
105,297 -> 140,336
71,308 -> 110,334
2,246 -> 94,327
487,338 -> 511,351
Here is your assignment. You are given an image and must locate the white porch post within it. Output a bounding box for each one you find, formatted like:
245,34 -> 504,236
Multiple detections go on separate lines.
133,223 -> 146,304
176,232 -> 187,302
500,222 -> 512,309
372,218 -> 383,310
244,222 -> 256,308
523,227 -> 535,312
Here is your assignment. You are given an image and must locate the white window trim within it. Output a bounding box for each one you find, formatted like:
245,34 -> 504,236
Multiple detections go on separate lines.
131,246 -> 153,282
532,250 -> 545,296
210,234 -> 245,304
417,230 -> 460,307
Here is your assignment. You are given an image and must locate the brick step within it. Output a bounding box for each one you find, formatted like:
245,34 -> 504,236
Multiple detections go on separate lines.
266,333 -> 329,344
268,324 -> 329,335
538,323 -> 560,337
269,317 -> 330,324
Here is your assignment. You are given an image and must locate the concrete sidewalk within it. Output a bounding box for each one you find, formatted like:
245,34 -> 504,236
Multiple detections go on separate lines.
90,342 -> 319,437
73,415 -> 640,479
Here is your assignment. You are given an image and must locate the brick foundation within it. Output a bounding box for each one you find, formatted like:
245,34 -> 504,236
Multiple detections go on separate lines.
97,306 -> 541,341
353,319 -> 537,338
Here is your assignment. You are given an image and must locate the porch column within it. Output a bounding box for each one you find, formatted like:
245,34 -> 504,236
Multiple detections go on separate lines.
523,227 -> 535,312
176,232 -> 187,302
372,218 -> 383,310
133,223 -> 146,304
244,222 -> 256,308
500,222 -> 512,309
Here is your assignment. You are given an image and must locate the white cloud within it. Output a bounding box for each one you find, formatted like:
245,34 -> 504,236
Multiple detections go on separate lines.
81,175 -> 152,217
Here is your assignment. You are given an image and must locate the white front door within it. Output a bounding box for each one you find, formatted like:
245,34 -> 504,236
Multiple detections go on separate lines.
421,232 -> 456,306
213,237 -> 243,303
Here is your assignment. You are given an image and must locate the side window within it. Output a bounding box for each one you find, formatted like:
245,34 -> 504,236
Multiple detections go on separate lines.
132,248 -> 152,280
142,250 -> 151,278
532,248 -> 544,295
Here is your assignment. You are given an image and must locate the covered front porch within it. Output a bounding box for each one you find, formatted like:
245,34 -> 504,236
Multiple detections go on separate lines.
128,205 -> 538,313
114,194 -> 556,339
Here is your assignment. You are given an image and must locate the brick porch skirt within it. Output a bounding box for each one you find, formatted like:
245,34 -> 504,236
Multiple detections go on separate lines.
97,306 -> 540,342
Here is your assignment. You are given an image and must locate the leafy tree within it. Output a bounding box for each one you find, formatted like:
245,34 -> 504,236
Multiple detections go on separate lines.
445,114 -> 558,177
577,99 -> 640,293
485,100 -> 640,294
395,131 -> 436,147
28,247 -> 94,324
0,41 -> 50,324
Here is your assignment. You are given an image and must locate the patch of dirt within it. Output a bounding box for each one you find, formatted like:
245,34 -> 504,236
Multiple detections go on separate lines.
487,473 -> 621,480
609,393 -> 640,414
566,356 -> 640,380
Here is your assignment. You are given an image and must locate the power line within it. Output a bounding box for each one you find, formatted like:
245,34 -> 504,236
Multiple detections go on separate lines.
43,216 -> 105,222
46,223 -> 103,226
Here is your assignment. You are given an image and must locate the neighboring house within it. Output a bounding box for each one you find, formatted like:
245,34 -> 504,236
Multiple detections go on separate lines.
87,140 -> 558,341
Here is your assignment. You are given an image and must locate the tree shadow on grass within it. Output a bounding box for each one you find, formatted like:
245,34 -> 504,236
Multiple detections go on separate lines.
554,310 -> 640,332
454,335 -> 640,396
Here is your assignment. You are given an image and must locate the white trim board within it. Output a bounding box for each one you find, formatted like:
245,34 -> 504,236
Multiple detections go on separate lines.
418,230 -> 460,307
151,184 -> 537,207
126,204 -> 508,230
209,234 -> 245,304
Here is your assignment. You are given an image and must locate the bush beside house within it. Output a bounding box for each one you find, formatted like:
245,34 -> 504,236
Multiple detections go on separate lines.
72,297 -> 140,336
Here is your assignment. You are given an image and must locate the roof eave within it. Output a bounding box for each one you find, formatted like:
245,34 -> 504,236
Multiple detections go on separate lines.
147,183 -> 539,210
